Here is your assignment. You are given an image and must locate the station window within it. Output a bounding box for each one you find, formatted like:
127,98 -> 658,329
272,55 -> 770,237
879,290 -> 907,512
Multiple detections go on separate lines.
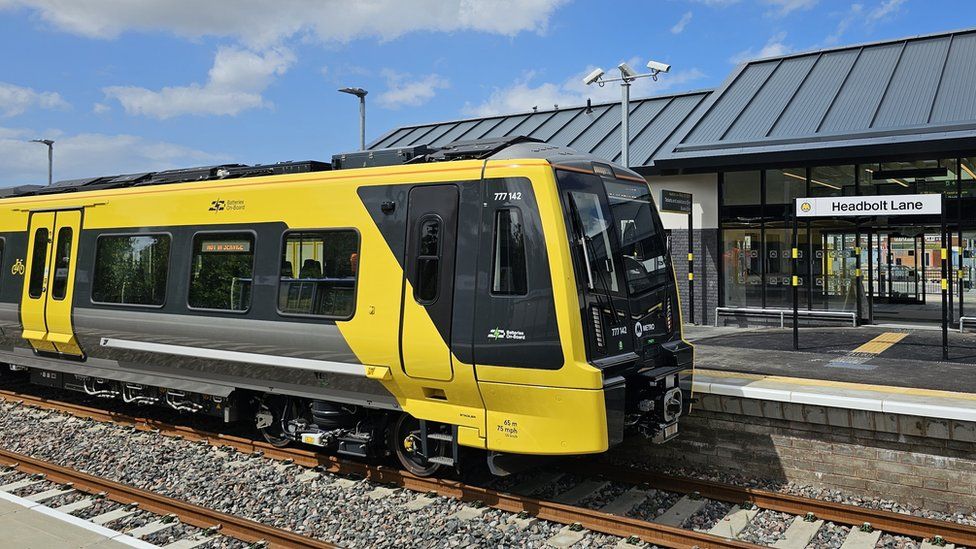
28,228 -> 49,299
962,157 -> 976,198
415,217 -> 441,303
765,169 -> 805,204
188,233 -> 255,311
491,209 -> 528,296
278,231 -> 358,318
51,227 -> 73,300
810,165 -> 856,197
721,171 -> 761,206
92,234 -> 170,306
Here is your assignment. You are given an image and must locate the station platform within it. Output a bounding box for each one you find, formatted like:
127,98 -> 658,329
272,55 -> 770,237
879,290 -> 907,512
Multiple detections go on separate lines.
0,490 -> 152,548
684,324 -> 976,422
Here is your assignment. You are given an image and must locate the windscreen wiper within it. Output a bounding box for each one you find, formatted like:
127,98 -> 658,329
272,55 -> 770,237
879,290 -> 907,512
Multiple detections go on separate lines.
567,194 -> 621,326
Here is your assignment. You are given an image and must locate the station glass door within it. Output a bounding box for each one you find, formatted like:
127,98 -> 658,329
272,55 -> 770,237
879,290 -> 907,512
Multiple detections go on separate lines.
876,233 -> 924,304
813,230 -> 860,315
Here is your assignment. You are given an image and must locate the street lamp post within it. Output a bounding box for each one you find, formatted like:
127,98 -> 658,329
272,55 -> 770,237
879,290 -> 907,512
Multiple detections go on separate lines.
582,60 -> 670,168
338,87 -> 368,150
30,139 -> 54,186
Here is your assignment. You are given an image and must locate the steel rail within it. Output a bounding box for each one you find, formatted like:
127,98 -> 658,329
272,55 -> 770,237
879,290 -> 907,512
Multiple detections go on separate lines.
0,388 -> 753,548
5,388 -> 975,547
565,462 -> 976,547
0,447 -> 336,549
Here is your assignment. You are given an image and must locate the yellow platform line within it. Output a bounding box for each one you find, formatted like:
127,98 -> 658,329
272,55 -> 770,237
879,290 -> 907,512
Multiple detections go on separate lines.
851,331 -> 908,355
696,368 -> 976,402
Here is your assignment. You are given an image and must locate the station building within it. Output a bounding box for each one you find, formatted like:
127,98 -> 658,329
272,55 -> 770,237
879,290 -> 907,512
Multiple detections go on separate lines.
371,28 -> 976,327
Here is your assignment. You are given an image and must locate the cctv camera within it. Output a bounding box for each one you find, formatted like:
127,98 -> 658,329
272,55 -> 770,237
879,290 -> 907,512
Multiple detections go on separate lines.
582,68 -> 605,86
618,62 -> 638,79
646,60 -> 671,73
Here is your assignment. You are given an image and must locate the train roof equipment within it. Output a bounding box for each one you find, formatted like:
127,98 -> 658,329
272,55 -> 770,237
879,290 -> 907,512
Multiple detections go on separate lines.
0,136 -> 545,200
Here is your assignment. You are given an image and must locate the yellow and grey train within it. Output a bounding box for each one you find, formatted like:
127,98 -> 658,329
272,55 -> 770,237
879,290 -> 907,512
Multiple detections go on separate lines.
0,137 -> 692,475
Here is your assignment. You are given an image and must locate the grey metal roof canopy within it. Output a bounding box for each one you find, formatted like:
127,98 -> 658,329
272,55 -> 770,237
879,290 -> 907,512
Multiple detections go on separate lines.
654,27 -> 976,170
371,27 -> 976,173
368,90 -> 713,170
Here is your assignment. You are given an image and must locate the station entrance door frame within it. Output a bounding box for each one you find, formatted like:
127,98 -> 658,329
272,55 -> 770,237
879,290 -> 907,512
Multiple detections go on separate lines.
793,193 -> 949,359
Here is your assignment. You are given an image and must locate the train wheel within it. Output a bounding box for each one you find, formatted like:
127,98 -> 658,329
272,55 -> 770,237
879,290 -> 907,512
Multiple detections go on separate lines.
256,395 -> 294,448
390,413 -> 444,477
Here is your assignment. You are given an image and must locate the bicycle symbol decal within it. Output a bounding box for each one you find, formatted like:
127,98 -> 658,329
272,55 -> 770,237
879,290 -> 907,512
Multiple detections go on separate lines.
10,259 -> 24,276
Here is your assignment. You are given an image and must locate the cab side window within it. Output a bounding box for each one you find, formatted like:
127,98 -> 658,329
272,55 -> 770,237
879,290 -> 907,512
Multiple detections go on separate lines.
491,209 -> 527,295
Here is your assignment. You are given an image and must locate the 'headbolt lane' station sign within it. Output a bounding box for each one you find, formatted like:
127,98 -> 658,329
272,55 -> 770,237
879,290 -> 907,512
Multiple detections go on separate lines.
795,194 -> 942,218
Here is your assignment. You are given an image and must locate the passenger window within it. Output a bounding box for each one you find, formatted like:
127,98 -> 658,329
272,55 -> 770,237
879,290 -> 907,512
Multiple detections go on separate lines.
491,209 -> 528,295
28,228 -> 48,299
278,231 -> 358,318
92,235 -> 170,306
415,217 -> 440,303
188,233 -> 255,311
51,227 -> 73,300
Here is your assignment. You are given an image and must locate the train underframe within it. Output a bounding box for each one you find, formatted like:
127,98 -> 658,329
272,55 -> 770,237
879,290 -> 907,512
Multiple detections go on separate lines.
5,362 -> 687,477
6,364 -> 462,476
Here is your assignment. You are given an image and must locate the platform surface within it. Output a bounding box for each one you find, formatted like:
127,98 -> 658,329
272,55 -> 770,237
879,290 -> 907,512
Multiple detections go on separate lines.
684,324 -> 976,421
685,325 -> 976,393
0,491 -> 150,549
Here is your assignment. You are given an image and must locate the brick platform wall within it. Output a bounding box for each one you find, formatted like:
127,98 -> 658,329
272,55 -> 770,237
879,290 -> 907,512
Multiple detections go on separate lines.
616,393 -> 976,513
669,228 -> 719,326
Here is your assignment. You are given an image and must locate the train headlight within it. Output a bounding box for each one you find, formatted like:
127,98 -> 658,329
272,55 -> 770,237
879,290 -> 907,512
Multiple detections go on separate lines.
591,306 -> 605,350
665,298 -> 673,333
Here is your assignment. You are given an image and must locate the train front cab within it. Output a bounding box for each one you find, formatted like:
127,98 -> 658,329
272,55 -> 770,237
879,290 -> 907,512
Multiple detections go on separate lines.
471,157 -> 694,459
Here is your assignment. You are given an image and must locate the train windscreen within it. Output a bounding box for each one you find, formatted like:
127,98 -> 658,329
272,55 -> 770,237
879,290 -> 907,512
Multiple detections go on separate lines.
558,168 -> 671,298
603,180 -> 670,295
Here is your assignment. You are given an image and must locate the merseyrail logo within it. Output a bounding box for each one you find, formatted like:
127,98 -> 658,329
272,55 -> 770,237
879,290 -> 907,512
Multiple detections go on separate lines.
10,259 -> 24,276
487,327 -> 526,341
800,201 -> 812,213
208,198 -> 245,212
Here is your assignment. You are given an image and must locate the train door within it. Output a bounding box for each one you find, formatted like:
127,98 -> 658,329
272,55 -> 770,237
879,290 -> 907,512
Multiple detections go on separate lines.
400,185 -> 459,381
20,209 -> 84,357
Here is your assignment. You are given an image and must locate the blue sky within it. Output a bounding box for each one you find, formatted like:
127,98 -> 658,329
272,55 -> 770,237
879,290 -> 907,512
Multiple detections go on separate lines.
0,0 -> 969,186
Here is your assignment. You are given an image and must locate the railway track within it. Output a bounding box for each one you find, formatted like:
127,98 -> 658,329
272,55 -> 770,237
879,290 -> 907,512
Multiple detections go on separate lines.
0,386 -> 972,549
0,447 -> 336,548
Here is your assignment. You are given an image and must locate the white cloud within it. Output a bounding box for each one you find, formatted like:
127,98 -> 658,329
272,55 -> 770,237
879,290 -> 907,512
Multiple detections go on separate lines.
730,31 -> 792,63
869,0 -> 905,20
103,46 -> 294,119
463,63 -> 706,117
0,82 -> 69,117
824,0 -> 904,46
762,0 -> 817,16
824,3 -> 863,45
376,70 -> 449,110
688,0 -> 740,5
0,125 -> 227,186
671,11 -> 693,34
0,0 -> 567,48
